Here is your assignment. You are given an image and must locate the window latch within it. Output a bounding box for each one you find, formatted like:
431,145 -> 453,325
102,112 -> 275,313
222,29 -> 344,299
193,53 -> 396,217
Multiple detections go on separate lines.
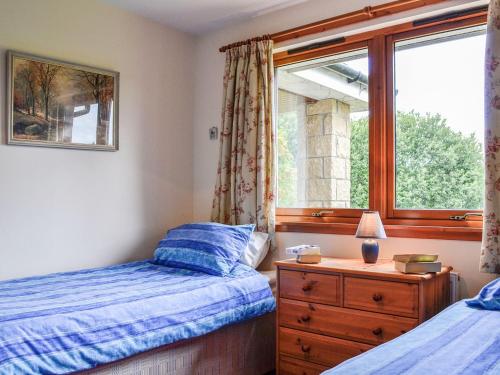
449,213 -> 482,221
312,210 -> 334,217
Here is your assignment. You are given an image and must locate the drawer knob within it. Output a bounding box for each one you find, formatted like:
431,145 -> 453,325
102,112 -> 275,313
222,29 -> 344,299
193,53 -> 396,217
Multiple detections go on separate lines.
372,327 -> 383,336
372,293 -> 383,302
301,344 -> 311,353
300,314 -> 311,322
302,281 -> 315,292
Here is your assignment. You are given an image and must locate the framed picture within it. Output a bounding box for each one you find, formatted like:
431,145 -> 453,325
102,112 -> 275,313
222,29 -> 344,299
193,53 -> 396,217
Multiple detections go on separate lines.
6,51 -> 119,151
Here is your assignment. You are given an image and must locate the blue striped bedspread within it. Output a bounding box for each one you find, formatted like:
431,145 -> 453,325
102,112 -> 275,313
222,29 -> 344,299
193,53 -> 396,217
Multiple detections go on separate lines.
323,301 -> 500,375
0,261 -> 276,374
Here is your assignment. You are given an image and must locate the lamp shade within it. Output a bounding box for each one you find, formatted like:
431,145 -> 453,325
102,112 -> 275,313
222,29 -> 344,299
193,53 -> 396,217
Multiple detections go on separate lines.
355,211 -> 387,239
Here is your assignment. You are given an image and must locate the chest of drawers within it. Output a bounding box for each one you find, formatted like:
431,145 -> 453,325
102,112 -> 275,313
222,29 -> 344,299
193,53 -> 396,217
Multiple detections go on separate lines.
275,258 -> 451,375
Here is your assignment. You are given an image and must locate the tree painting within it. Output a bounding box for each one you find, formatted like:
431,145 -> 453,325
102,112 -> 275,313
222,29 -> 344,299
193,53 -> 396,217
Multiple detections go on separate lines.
16,62 -> 37,116
9,53 -> 118,150
33,62 -> 61,121
73,71 -> 114,145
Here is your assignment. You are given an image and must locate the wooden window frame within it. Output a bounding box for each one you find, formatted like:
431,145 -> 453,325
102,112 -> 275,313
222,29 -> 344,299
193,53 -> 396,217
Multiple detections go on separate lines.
275,8 -> 487,241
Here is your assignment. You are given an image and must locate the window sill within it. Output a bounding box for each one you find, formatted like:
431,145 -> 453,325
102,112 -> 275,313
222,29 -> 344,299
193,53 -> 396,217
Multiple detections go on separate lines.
276,220 -> 482,241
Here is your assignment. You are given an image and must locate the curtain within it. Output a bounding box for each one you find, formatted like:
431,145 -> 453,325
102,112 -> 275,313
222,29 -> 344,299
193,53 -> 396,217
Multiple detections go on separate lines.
481,0 -> 500,274
211,39 -> 275,235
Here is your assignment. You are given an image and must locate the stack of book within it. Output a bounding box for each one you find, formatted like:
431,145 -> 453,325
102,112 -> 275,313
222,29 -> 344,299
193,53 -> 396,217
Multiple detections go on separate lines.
393,254 -> 441,274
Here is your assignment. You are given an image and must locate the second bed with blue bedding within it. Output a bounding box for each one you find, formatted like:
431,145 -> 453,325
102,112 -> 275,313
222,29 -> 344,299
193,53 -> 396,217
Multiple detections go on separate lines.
0,260 -> 275,374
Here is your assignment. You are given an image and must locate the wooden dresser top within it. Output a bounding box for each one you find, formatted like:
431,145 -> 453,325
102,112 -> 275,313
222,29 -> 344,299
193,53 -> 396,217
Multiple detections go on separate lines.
275,257 -> 452,282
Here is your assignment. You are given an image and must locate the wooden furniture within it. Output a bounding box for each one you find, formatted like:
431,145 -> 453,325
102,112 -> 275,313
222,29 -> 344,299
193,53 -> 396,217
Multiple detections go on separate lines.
275,257 -> 451,375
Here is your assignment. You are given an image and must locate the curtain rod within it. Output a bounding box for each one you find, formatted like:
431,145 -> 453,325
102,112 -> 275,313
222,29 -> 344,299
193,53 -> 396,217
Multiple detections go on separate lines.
219,35 -> 272,53
218,0 -> 449,52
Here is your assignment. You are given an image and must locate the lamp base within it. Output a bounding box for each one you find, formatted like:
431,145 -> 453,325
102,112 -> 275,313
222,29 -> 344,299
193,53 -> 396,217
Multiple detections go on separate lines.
361,239 -> 379,263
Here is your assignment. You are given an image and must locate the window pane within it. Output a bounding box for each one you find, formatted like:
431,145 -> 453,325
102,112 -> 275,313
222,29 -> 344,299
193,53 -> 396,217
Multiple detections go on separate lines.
394,26 -> 485,210
277,49 -> 369,209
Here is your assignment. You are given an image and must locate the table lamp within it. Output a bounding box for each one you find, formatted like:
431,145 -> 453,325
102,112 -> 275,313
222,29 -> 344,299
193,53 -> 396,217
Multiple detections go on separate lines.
355,211 -> 387,263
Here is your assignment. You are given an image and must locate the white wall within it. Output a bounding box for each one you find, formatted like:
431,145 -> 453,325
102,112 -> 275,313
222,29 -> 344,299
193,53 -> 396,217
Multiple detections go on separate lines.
192,0 -> 496,297
0,0 -> 195,280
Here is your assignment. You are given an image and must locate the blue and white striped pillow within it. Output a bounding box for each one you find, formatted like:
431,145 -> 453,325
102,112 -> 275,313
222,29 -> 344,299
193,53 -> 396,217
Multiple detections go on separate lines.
153,222 -> 255,276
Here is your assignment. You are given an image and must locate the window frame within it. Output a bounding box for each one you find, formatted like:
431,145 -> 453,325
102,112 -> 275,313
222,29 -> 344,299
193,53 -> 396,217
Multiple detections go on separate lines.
386,18 -> 486,222
276,40 -> 371,221
274,9 -> 486,241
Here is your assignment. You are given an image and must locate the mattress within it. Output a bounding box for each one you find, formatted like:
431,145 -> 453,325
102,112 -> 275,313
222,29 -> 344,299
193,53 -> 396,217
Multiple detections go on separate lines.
0,261 -> 276,374
323,301 -> 500,375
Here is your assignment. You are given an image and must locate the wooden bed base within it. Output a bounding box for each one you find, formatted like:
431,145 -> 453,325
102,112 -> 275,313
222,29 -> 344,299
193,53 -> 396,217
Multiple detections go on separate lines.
80,311 -> 276,375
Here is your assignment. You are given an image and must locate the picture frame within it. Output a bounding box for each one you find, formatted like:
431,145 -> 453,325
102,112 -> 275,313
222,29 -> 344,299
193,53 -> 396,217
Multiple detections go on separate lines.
6,51 -> 119,151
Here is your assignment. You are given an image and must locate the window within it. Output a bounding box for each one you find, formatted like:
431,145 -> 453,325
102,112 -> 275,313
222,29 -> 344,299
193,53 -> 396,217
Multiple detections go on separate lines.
275,9 -> 486,240
393,25 -> 485,211
277,48 -> 369,210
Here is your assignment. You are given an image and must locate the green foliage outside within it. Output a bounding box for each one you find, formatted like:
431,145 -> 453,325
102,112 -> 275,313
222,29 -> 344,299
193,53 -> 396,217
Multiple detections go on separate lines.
350,116 -> 369,208
394,111 -> 483,209
279,110 -> 484,210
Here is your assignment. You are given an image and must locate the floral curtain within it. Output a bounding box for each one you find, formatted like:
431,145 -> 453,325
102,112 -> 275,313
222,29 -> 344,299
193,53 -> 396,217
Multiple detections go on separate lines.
211,39 -> 275,235
481,0 -> 500,274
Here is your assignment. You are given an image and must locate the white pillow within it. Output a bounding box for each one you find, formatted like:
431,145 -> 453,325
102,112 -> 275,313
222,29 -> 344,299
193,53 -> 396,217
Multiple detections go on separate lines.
239,232 -> 270,268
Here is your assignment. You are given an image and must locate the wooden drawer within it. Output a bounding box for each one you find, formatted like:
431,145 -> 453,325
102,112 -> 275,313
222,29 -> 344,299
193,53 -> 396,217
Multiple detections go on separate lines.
280,355 -> 328,375
279,327 -> 373,367
279,270 -> 340,306
279,298 -> 418,345
344,277 -> 419,317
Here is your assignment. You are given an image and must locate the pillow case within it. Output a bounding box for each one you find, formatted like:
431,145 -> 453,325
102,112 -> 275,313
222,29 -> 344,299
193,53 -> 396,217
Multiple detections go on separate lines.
154,222 -> 255,276
239,232 -> 270,269
465,277 -> 500,310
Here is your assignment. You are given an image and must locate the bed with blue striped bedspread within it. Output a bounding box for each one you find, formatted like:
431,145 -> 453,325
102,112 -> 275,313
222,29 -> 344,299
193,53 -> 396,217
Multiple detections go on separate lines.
323,301 -> 500,375
0,260 -> 275,374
